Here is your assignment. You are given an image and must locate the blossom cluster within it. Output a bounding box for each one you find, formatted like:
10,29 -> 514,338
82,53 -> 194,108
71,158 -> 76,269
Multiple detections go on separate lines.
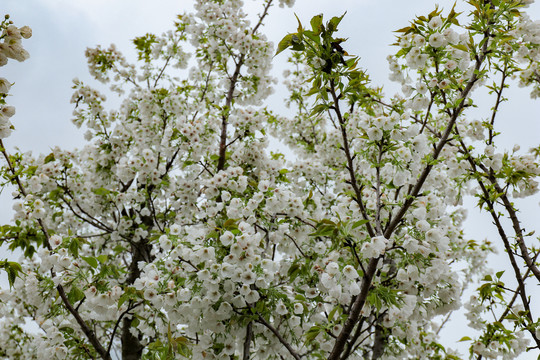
1,1 -> 540,360
0,16 -> 31,138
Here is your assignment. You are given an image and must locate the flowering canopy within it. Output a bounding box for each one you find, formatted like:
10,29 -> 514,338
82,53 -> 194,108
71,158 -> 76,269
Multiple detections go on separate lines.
1,0 -> 540,359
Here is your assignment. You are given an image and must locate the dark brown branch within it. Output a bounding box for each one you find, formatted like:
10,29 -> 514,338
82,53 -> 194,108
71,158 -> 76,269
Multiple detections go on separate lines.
243,321 -> 253,360
107,301 -> 143,356
217,57 -> 243,172
284,233 -> 308,258
383,33 -> 488,239
492,179 -> 540,283
419,92 -> 435,134
339,316 -> 366,359
488,63 -> 507,145
328,79 -> 376,238
469,151 -> 540,284
458,139 -> 540,348
153,55 -> 173,88
329,257 -> 379,360
371,322 -> 387,360
216,0 -> 274,172
256,315 -> 301,360
146,192 -> 164,233
374,141 -> 384,235
57,284 -> 112,359
75,296 -> 87,312
59,191 -> 114,233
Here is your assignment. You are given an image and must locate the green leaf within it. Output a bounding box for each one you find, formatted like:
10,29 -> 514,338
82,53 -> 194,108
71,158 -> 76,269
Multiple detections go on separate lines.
368,291 -> 383,310
1,261 -> 23,289
223,219 -> 238,230
305,326 -> 321,342
308,76 -> 322,97
450,43 -> 468,52
82,256 -> 99,269
345,57 -> 358,69
176,338 -> 191,357
394,26 -> 412,33
428,6 -> 442,19
8,261 -> 22,273
310,14 -> 323,33
320,219 -> 336,225
504,313 -> 519,321
458,336 -> 471,342
367,286 -> 401,311
67,286 -> 85,304
303,30 -> 320,44
172,336 -> 190,354
294,13 -> 303,34
68,238 -> 80,258
288,262 -> 301,281
290,34 -> 305,51
328,305 -> 341,322
328,13 -> 346,32
118,293 -> 130,309
352,219 -> 369,229
133,33 -> 157,62
43,153 -> 55,164
118,287 -> 138,308
93,187 -> 110,196
275,33 -> 293,56
310,103 -> 329,116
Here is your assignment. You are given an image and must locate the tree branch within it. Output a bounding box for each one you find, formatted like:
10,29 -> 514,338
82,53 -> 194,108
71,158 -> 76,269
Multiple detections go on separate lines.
243,321 -> 253,360
1,139 -> 112,360
329,78 -> 376,238
327,25 -> 491,360
256,315 -> 301,360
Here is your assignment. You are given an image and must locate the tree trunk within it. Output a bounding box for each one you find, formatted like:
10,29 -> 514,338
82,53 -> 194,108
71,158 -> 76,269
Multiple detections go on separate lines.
371,323 -> 387,360
122,238 -> 152,360
121,316 -> 144,360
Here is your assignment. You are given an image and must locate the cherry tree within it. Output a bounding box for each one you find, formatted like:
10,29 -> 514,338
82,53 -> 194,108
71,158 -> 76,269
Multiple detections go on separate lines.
1,0 -> 540,359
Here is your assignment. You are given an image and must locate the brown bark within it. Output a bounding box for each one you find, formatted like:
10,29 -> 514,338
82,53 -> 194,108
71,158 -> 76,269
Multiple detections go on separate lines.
121,315 -> 144,360
371,323 -> 386,360
121,236 -> 152,360
243,321 -> 253,360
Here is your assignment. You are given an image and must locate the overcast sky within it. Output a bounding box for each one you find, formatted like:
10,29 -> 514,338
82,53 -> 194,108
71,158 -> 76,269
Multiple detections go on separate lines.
3,0 -> 540,151
2,0 -> 540,358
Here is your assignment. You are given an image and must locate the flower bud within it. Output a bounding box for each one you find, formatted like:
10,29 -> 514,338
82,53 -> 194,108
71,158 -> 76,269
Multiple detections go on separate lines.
0,77 -> 12,94
19,26 -> 32,39
6,25 -> 21,39
1,106 -> 15,117
10,46 -> 30,62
